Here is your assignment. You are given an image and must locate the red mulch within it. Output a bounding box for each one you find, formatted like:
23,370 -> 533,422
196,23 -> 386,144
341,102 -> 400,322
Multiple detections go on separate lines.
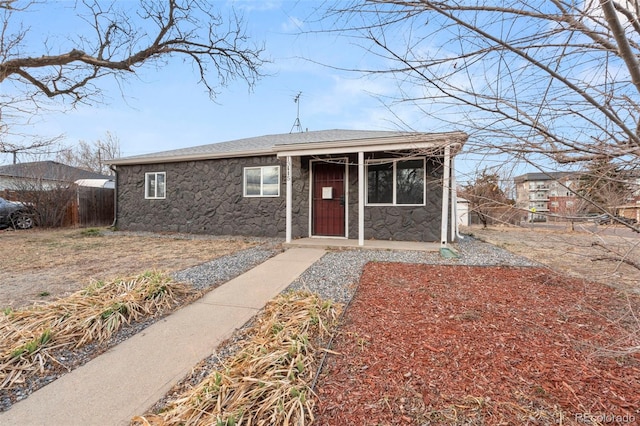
313,264 -> 640,425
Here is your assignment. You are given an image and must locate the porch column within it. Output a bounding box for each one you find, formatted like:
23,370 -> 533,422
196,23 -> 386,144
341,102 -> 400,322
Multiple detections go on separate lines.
450,155 -> 457,242
286,156 -> 292,243
358,151 -> 364,246
440,145 -> 451,247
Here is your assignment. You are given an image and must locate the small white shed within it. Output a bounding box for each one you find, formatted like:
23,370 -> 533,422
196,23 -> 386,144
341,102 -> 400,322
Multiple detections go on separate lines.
457,197 -> 470,226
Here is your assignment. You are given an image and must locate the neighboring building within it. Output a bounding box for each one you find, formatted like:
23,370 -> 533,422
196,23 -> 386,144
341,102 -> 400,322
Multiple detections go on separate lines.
514,172 -> 579,222
0,161 -> 115,227
0,161 -> 114,190
617,174 -> 640,223
456,197 -> 470,227
108,129 -> 468,245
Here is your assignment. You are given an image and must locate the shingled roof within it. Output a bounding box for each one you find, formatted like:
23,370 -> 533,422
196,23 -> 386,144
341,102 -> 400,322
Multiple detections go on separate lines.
0,161 -> 112,182
108,129 -> 468,165
513,172 -> 576,182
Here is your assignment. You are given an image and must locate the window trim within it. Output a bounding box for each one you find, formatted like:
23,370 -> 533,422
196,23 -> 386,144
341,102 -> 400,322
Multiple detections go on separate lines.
144,172 -> 166,200
243,165 -> 281,197
365,157 -> 426,206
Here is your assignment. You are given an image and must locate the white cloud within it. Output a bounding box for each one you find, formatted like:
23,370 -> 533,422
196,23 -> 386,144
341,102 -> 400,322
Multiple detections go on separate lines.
281,16 -> 304,33
227,0 -> 283,12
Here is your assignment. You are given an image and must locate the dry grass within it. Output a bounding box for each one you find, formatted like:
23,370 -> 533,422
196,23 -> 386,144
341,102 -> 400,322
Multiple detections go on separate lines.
0,272 -> 193,391
133,291 -> 342,426
0,228 -> 258,308
463,225 -> 640,293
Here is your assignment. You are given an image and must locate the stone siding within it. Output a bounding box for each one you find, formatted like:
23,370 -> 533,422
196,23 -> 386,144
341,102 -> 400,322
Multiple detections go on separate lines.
116,155 -> 307,238
346,157 -> 446,242
115,154 -> 453,242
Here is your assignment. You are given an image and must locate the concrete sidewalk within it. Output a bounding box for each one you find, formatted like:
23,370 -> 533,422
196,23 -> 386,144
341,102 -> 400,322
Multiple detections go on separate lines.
0,247 -> 326,426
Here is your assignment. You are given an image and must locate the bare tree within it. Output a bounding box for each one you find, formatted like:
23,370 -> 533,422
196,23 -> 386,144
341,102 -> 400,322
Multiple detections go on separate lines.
327,1 -> 639,187
323,1 -> 640,276
2,162 -> 78,227
577,158 -> 632,214
56,132 -> 121,175
1,0 -> 265,159
1,0 -> 264,102
459,169 -> 517,228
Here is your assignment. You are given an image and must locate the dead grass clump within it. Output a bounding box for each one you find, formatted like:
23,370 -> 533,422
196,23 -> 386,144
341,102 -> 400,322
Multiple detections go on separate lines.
133,291 -> 342,426
0,271 -> 192,390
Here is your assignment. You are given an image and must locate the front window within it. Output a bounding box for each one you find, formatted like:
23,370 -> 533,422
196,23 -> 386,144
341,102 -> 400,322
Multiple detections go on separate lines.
244,166 -> 280,197
145,172 -> 166,199
367,162 -> 393,204
367,158 -> 425,205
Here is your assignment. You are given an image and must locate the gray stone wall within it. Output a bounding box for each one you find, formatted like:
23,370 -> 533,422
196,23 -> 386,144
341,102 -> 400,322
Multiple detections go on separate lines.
115,153 -> 454,242
346,156 -> 449,242
116,155 -> 307,238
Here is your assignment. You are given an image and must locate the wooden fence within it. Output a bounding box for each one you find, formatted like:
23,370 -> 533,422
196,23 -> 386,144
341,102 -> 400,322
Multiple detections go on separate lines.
77,187 -> 114,227
1,187 -> 114,228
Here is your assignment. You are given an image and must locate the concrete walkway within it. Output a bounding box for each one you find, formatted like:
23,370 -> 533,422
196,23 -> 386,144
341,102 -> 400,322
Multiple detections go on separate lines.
0,248 -> 326,426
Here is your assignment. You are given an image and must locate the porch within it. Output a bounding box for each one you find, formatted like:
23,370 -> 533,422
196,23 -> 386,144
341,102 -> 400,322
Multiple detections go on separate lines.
276,133 -> 467,247
284,237 -> 442,252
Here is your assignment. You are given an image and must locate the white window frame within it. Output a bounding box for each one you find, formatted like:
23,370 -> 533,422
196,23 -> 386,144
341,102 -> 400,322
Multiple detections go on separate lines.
365,158 -> 426,206
243,165 -> 281,197
145,172 -> 166,199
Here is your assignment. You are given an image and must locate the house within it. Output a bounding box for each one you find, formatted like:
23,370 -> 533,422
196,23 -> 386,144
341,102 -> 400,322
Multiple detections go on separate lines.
514,172 -> 579,222
0,161 -> 114,190
108,129 -> 468,246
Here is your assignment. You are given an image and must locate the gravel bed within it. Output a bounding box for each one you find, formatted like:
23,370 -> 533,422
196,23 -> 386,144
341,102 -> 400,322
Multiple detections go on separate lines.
173,245 -> 280,290
0,239 -> 283,413
145,235 -> 542,415
2,234 -> 538,414
287,235 -> 541,305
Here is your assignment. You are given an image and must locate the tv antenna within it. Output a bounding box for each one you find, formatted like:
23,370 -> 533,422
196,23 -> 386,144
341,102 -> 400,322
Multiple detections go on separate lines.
289,92 -> 303,133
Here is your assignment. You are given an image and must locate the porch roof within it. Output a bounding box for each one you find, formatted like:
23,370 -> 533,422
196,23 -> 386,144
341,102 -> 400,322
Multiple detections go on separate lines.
107,129 -> 467,166
274,130 -> 467,157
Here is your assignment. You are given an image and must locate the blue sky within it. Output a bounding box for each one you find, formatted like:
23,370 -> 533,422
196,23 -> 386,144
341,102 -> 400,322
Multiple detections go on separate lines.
3,1 -> 439,159
2,0 -> 548,184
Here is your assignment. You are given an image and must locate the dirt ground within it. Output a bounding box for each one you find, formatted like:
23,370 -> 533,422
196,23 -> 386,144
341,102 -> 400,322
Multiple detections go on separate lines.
0,228 -> 257,309
314,263 -> 640,425
461,224 -> 640,294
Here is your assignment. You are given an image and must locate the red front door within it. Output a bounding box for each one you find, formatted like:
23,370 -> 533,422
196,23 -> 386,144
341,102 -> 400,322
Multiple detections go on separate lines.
312,162 -> 346,236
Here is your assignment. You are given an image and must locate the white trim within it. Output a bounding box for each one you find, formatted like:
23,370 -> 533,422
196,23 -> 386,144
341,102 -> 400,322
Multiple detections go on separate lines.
243,165 -> 281,197
309,158 -> 348,238
285,156 -> 292,243
358,151 -> 364,246
144,172 -> 166,200
441,146 -> 451,246
110,149 -> 274,166
365,157 -> 426,206
345,161 -> 350,239
276,135 -> 466,157
308,163 -> 313,238
310,235 -> 348,240
451,156 -> 457,242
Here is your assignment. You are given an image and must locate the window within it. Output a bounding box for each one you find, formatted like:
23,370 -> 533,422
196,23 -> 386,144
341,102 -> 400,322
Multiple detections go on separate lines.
366,158 -> 425,205
145,172 -> 166,199
244,166 -> 280,197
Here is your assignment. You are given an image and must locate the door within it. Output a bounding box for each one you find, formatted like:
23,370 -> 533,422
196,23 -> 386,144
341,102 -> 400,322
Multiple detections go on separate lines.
312,161 -> 346,236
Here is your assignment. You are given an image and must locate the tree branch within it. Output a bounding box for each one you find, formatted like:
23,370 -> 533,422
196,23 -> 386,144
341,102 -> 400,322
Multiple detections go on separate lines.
0,0 -> 265,102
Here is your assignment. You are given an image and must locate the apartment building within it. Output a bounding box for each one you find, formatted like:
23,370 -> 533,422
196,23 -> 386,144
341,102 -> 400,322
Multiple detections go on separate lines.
514,172 -> 578,222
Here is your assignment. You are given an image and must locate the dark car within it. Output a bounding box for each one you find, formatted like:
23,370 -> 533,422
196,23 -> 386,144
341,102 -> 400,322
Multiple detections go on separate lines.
594,213 -> 637,225
0,197 -> 34,229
